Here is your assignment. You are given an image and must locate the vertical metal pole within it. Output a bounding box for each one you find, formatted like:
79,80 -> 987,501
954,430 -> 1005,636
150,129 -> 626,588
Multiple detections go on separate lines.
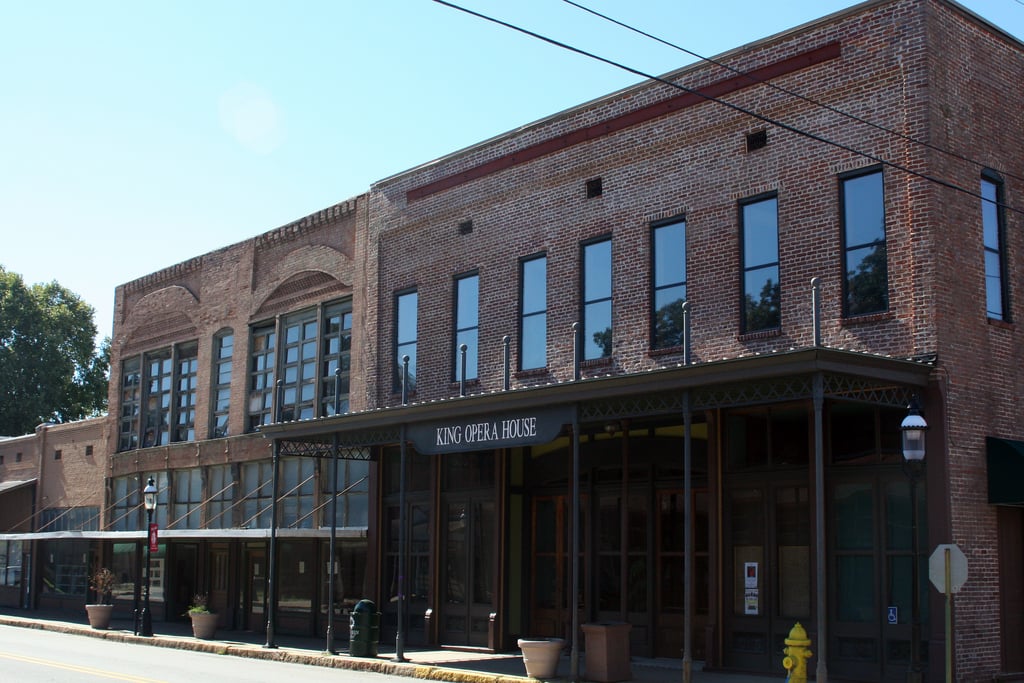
326,368 -> 342,654
570,406 -> 580,682
141,504 -> 153,637
813,374 -> 828,683
459,343 -> 468,397
502,335 -> 511,391
572,322 -> 581,381
945,549 -> 952,683
811,277 -> 821,347
908,465 -> 922,683
682,391 -> 693,683
681,301 -> 691,366
264,380 -> 283,649
395,356 -> 409,662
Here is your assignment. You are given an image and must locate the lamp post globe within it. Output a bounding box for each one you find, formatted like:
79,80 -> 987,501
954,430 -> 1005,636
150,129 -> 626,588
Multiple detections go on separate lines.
900,399 -> 927,683
140,476 -> 157,637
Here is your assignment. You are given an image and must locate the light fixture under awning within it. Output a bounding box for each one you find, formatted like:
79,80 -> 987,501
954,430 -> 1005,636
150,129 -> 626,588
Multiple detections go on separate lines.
987,437 -> 1024,505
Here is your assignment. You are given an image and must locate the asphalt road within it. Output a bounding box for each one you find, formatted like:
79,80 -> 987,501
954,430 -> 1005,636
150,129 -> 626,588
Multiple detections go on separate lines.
0,624 -> 393,683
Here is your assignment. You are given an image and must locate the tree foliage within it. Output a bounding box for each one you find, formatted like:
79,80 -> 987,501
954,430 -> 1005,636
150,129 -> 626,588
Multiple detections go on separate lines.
0,266 -> 109,435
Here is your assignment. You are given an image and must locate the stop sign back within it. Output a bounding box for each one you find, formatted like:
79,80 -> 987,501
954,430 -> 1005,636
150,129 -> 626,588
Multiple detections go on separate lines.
929,543 -> 967,594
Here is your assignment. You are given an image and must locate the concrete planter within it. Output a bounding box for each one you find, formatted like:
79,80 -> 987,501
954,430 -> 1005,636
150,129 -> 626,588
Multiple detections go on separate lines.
517,637 -> 564,679
190,612 -> 218,640
85,604 -> 114,630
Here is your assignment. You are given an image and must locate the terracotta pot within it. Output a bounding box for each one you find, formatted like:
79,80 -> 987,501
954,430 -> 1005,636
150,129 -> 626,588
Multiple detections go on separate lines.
190,612 -> 218,640
85,604 -> 114,630
517,637 -> 564,679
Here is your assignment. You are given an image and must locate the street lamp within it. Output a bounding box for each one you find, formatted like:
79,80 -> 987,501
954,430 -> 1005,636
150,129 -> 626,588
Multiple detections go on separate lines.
901,398 -> 927,683
140,476 -> 158,637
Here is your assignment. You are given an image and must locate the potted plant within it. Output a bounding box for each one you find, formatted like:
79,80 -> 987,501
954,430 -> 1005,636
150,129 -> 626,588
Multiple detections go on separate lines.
517,637 -> 565,679
187,594 -> 217,640
85,567 -> 117,629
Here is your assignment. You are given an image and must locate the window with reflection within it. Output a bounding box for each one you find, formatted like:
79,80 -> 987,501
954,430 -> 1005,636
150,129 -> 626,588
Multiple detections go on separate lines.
454,273 -> 479,381
119,357 -> 141,451
520,254 -> 547,370
206,464 -> 234,529
981,172 -> 1008,321
395,290 -> 418,392
841,169 -> 888,316
583,238 -> 613,360
652,218 -> 687,349
321,452 -> 370,528
211,331 -> 233,438
740,195 -> 780,332
172,467 -> 203,529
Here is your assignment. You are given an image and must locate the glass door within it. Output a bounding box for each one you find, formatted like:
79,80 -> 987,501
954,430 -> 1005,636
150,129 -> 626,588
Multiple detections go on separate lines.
441,499 -> 495,647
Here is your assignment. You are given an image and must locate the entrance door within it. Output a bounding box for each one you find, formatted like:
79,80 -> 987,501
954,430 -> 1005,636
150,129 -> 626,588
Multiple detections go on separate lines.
246,548 -> 266,631
209,545 -> 229,628
441,499 -> 495,647
529,496 -> 586,639
723,484 -> 810,671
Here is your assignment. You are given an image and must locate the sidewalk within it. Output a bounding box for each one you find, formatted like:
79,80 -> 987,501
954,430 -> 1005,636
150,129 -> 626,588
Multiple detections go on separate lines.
0,608 -> 777,683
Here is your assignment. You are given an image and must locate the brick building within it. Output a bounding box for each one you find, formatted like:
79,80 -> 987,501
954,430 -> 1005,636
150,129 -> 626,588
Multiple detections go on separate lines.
2,0 -> 1021,681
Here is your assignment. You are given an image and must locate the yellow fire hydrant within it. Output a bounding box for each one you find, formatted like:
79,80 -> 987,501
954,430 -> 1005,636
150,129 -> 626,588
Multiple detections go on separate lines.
782,622 -> 813,683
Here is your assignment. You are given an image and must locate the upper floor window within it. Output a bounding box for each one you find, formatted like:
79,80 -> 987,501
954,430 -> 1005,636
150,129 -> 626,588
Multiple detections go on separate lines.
248,324 -> 276,430
118,357 -> 141,451
175,342 -> 198,442
172,467 -> 203,529
211,331 -> 233,438
741,195 -> 780,332
134,342 -> 198,449
652,218 -> 687,349
248,300 -> 354,431
322,452 -> 370,528
841,169 -> 888,316
322,302 -> 353,415
395,290 -> 418,392
519,254 -> 547,370
454,273 -> 479,381
582,238 -> 612,360
982,173 -> 1008,321
206,464 -> 234,529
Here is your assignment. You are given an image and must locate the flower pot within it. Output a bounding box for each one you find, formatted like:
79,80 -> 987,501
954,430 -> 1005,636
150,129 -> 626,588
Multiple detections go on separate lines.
190,612 -> 218,640
85,604 -> 114,630
518,637 -> 564,679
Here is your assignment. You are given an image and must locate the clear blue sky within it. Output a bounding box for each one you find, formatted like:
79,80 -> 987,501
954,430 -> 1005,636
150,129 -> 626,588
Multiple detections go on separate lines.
2,0 -> 1021,344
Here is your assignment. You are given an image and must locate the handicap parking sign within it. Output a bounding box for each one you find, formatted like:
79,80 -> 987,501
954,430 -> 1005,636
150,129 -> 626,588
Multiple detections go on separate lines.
887,606 -> 898,625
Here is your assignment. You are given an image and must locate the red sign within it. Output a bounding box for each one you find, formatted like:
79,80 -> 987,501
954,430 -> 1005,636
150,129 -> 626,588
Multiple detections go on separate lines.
149,523 -> 159,552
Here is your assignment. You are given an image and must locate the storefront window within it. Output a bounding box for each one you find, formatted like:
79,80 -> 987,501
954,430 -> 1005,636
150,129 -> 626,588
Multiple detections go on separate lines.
40,540 -> 89,596
278,541 -> 314,612
0,540 -> 22,586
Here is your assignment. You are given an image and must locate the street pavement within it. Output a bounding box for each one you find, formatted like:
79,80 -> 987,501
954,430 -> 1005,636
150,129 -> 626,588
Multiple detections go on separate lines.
0,608 -> 780,683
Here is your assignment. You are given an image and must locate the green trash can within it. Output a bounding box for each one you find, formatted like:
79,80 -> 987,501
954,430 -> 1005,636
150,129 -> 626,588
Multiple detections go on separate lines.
349,599 -> 380,657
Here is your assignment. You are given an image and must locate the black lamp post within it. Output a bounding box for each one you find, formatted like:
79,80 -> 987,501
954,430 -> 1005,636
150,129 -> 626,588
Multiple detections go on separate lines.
901,398 -> 927,683
140,476 -> 158,637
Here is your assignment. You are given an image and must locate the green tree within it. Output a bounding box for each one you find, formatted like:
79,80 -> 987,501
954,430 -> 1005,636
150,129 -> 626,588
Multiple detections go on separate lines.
0,266 -> 109,435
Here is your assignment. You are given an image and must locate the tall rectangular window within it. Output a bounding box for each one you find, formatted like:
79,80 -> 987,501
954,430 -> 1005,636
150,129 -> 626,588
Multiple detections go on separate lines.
241,461 -> 275,528
454,273 -> 479,381
281,458 -> 316,529
841,169 -> 888,316
211,331 -> 233,438
248,324 -> 276,430
118,357 -> 141,451
207,464 -> 234,529
982,173 -> 1008,321
143,350 -> 173,447
322,302 -> 353,416
520,255 -> 547,370
281,310 -> 319,422
322,453 -> 370,528
395,290 -> 418,392
175,343 -> 198,442
582,238 -> 613,360
741,196 -> 781,332
652,218 -> 687,349
172,467 -> 203,530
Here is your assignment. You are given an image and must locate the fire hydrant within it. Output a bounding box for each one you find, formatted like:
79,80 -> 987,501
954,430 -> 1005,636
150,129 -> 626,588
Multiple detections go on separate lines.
782,622 -> 813,683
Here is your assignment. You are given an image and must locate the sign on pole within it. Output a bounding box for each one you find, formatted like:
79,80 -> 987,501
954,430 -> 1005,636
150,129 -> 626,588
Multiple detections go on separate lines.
929,543 -> 967,594
149,522 -> 159,552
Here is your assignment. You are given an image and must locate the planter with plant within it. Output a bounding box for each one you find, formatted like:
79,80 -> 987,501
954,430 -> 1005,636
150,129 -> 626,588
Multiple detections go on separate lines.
187,594 -> 218,640
86,567 -> 117,629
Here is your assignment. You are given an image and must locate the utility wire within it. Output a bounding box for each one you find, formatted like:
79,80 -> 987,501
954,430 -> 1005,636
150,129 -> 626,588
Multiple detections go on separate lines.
432,0 -> 1024,216
562,0 -> 1024,186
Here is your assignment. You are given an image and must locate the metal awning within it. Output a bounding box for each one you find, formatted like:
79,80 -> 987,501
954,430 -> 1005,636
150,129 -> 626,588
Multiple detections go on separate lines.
0,527 -> 367,542
987,437 -> 1024,505
0,479 -> 36,496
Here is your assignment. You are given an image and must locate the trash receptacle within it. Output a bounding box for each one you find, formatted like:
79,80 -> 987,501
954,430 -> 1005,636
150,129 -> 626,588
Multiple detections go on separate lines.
349,599 -> 380,657
582,621 -> 631,682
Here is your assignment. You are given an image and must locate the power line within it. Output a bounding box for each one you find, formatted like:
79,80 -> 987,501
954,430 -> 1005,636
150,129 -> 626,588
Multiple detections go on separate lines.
562,0 -> 1024,186
431,0 -> 1024,216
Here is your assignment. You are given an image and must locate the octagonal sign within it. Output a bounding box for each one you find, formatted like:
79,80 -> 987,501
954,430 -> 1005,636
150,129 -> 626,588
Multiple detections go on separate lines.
929,543 -> 967,594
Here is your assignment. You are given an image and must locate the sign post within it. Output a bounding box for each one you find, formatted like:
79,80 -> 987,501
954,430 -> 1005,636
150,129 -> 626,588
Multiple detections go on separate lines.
929,544 -> 967,683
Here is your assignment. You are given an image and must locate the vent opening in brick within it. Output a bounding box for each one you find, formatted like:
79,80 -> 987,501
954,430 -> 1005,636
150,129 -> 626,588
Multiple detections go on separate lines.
586,177 -> 603,198
746,130 -> 768,152
458,220 -> 473,235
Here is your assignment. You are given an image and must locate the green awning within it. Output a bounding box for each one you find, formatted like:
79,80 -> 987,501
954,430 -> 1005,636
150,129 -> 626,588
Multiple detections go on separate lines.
987,437 -> 1024,505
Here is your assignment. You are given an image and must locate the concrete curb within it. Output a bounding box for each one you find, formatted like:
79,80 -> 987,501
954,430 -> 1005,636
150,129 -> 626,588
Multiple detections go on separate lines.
0,615 -> 533,683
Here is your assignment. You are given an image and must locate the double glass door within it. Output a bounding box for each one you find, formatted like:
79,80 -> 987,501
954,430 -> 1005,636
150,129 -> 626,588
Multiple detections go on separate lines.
441,498 -> 495,647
